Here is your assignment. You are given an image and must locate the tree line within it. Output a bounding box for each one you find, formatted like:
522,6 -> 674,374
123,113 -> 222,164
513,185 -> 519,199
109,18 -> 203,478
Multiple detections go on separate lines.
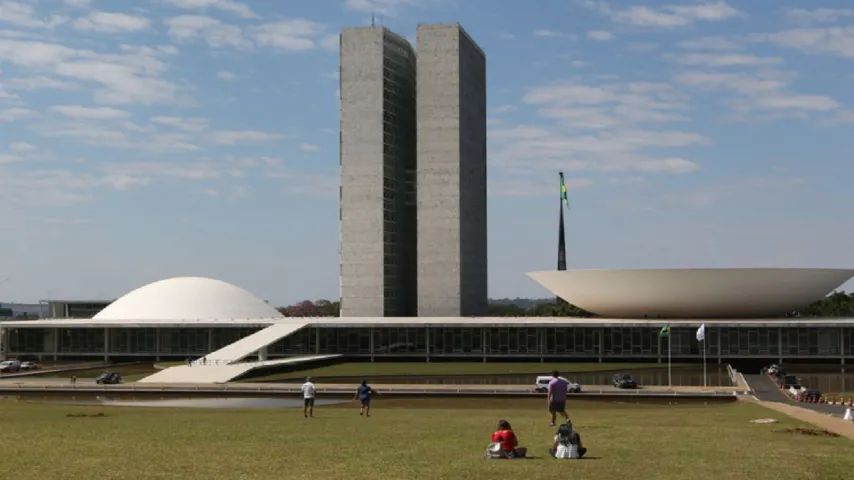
278,291 -> 854,318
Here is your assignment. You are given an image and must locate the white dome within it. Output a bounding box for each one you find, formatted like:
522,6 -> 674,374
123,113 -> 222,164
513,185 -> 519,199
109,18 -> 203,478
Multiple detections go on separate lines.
528,268 -> 854,318
93,277 -> 284,320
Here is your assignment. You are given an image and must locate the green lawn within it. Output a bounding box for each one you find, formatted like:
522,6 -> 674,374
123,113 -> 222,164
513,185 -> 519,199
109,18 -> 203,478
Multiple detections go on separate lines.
0,398 -> 850,480
244,362 -> 682,382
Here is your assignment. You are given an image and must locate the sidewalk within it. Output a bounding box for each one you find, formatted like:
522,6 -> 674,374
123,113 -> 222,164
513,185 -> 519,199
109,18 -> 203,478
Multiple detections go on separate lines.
751,398 -> 854,440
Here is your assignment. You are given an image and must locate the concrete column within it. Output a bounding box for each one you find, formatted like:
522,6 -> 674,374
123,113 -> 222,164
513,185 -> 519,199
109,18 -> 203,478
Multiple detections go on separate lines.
841,327 -> 846,374
598,328 -> 604,363
482,328 -> 487,363
778,327 -> 783,364
369,327 -> 374,362
155,327 -> 161,361
208,329 -> 213,351
103,328 -> 109,362
717,327 -> 722,364
425,326 -> 430,363
258,346 -> 268,362
53,328 -> 58,361
657,332 -> 662,363
316,327 -> 321,355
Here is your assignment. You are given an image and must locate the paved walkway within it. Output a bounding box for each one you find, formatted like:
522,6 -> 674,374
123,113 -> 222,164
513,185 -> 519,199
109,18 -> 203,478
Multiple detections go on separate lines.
749,398 -> 854,440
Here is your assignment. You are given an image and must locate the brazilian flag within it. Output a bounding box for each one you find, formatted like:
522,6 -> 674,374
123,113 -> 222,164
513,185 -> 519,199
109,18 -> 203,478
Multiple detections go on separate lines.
559,172 -> 569,208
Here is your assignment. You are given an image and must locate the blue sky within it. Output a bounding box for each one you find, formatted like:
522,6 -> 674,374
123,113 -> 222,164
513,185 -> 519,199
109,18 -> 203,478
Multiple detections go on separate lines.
2,0 -> 854,305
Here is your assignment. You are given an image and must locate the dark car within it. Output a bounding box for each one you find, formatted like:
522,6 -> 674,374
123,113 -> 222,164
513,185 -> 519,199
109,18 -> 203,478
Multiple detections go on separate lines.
613,374 -> 638,389
95,372 -> 123,385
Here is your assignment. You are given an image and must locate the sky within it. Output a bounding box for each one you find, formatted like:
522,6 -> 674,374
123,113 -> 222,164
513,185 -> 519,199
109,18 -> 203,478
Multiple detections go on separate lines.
2,0 -> 854,306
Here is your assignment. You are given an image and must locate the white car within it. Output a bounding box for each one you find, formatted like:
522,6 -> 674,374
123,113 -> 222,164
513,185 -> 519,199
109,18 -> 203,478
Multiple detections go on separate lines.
19,361 -> 37,371
534,376 -> 582,394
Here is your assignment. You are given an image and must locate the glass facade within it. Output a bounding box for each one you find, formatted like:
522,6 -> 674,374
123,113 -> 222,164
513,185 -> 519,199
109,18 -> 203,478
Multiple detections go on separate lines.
5,325 -> 854,360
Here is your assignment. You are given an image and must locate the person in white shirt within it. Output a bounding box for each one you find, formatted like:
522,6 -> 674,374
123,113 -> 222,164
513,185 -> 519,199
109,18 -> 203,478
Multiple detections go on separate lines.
301,376 -> 317,418
550,422 -> 586,459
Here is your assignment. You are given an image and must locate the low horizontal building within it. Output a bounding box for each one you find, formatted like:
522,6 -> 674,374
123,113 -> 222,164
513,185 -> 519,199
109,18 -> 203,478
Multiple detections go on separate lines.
1,272 -> 853,365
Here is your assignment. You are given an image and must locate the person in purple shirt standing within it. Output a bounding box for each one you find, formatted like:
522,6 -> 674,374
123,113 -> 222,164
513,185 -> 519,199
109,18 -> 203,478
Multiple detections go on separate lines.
547,371 -> 570,427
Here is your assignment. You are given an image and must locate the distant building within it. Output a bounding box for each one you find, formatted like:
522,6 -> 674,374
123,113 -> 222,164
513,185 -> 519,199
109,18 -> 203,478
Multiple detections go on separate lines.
339,26 -> 418,318
40,300 -> 113,319
339,23 -> 487,318
415,24 -> 488,317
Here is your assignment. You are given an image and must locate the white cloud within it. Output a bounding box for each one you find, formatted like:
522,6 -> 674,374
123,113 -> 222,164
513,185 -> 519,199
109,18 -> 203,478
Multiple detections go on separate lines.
0,39 -> 181,105
161,0 -> 257,19
752,26 -> 854,58
664,52 -> 783,67
534,29 -> 576,39
0,153 -> 21,164
253,20 -> 330,51
164,15 -> 252,49
216,70 -> 236,81
50,105 -> 131,119
10,141 -> 36,153
344,0 -> 419,17
152,116 -> 209,132
782,8 -> 854,24
300,143 -> 319,151
664,177 -> 806,207
209,130 -> 283,145
0,107 -> 35,121
0,1 -> 67,29
674,69 -> 840,120
523,81 -> 690,129
583,0 -> 741,28
587,30 -> 614,41
4,75 -> 79,91
755,95 -> 839,111
677,36 -> 742,51
62,0 -> 92,7
73,12 -> 151,33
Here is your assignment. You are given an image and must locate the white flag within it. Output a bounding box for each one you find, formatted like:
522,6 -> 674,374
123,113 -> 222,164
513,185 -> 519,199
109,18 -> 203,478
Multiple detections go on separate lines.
696,323 -> 706,342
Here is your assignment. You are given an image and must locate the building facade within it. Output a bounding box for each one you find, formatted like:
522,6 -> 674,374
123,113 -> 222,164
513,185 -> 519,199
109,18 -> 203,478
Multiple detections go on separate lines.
416,24 -> 488,317
339,27 -> 418,317
5,321 -> 854,366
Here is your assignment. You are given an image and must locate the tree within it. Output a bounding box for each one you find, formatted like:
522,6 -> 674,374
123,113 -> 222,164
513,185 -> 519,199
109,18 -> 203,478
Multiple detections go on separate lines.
284,300 -> 320,317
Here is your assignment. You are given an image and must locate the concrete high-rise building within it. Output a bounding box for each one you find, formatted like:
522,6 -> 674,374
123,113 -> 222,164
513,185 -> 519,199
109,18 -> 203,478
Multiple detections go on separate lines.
415,24 -> 488,317
338,23 -> 487,318
339,27 -> 418,317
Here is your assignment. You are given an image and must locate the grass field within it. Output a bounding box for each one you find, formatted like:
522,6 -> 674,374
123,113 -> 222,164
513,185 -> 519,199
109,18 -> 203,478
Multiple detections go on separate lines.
1,398 -> 851,480
244,361 -> 682,382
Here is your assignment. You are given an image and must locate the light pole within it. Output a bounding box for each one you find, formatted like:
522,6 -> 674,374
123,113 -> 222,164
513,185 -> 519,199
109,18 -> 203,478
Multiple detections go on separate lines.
0,277 -> 10,361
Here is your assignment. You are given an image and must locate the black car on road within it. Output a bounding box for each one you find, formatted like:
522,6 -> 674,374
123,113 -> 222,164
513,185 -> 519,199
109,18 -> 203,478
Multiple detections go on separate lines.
95,372 -> 123,385
613,374 -> 638,389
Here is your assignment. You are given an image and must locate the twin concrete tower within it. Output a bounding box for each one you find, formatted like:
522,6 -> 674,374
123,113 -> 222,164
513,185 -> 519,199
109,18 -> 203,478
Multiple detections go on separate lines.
339,23 -> 488,318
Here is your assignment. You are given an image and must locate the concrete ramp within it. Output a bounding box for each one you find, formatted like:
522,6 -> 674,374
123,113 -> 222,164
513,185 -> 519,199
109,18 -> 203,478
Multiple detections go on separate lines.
202,322 -> 308,364
137,354 -> 342,384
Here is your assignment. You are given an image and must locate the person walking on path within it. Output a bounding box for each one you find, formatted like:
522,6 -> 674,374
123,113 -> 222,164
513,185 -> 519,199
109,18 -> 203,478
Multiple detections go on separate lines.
354,379 -> 376,416
547,371 -> 570,427
301,376 -> 317,418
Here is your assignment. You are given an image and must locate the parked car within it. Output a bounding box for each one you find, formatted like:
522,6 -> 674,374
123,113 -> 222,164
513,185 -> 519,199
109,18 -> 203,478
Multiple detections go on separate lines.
19,361 -> 38,371
534,376 -> 582,393
801,389 -> 822,402
0,360 -> 21,373
612,373 -> 638,389
780,375 -> 801,389
95,372 -> 123,385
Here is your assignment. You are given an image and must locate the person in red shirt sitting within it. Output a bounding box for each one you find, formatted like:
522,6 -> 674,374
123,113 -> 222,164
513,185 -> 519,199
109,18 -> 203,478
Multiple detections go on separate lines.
490,420 -> 527,458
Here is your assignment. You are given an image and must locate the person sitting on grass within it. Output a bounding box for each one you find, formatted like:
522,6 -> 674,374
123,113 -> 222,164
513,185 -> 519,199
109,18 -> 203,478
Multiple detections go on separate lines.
549,421 -> 586,459
486,420 -> 527,459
